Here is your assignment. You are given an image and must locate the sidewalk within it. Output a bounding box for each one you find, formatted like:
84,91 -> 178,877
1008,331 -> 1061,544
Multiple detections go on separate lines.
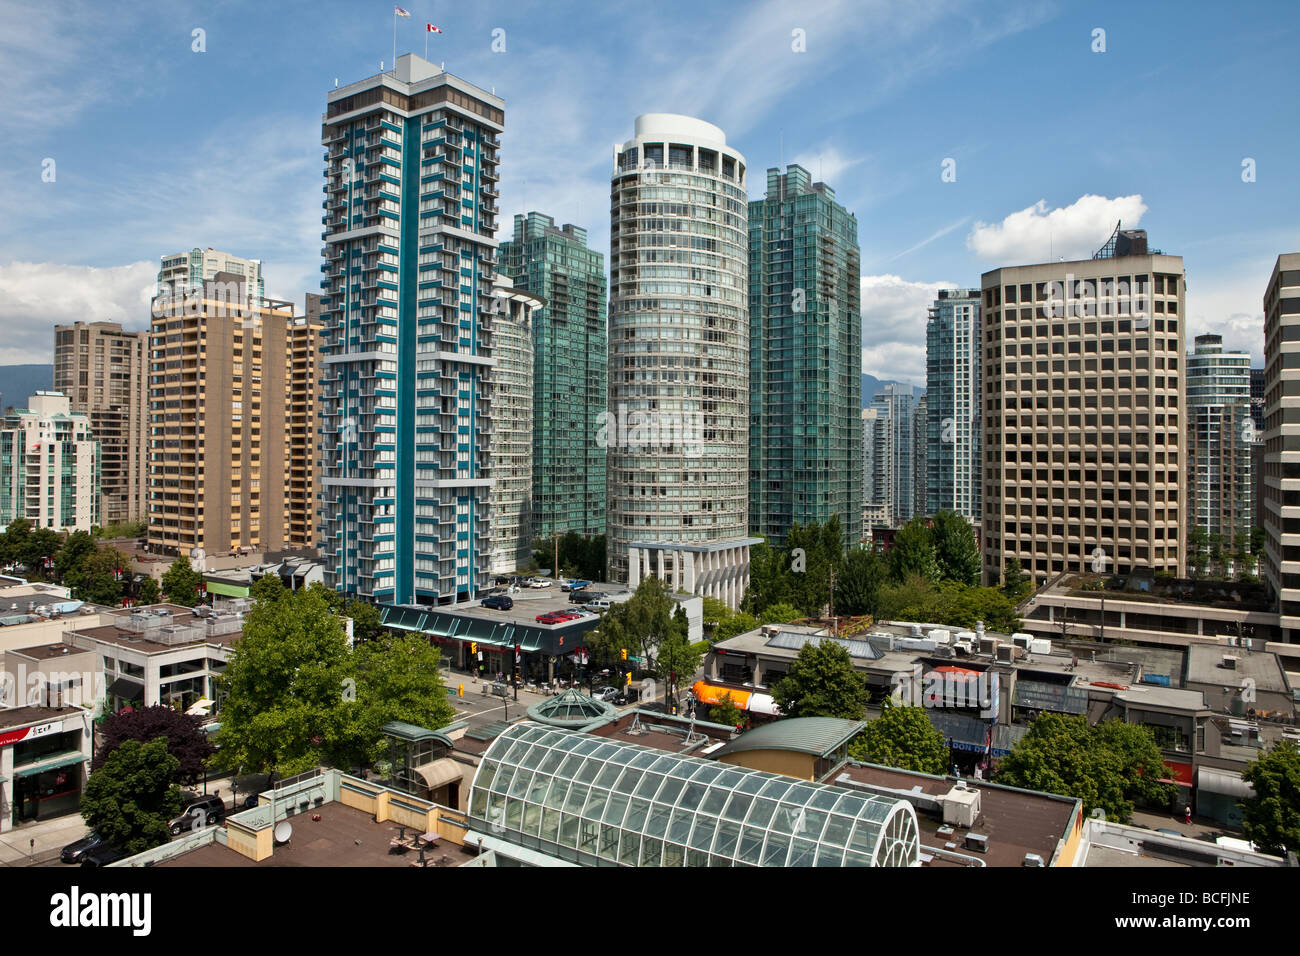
0,813 -> 89,867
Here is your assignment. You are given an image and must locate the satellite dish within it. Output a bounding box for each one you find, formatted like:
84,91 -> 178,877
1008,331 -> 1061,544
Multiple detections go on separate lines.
274,821 -> 293,844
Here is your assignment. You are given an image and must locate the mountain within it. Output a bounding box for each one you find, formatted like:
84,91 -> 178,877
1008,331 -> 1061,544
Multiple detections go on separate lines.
862,373 -> 924,407
0,365 -> 54,411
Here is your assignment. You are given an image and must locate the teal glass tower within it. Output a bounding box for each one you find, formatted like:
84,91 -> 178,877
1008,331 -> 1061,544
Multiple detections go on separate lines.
318,55 -> 503,605
748,165 -> 862,547
499,213 -> 607,538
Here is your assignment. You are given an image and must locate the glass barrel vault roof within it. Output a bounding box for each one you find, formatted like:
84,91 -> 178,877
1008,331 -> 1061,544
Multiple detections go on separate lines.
468,722 -> 919,867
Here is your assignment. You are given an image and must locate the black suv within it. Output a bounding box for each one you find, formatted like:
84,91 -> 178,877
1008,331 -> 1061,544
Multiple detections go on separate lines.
482,594 -> 513,610
169,794 -> 226,835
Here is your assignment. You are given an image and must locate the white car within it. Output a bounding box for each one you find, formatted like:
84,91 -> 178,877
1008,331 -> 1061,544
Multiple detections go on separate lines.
527,578 -> 552,589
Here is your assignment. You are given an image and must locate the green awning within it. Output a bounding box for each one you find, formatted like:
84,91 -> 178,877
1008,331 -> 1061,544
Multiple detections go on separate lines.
13,752 -> 88,778
205,580 -> 250,598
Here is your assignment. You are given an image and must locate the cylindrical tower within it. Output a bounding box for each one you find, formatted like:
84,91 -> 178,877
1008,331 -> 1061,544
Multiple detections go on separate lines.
606,114 -> 749,585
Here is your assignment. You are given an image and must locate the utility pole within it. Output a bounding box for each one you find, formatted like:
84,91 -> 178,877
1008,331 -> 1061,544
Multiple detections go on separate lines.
829,567 -> 837,637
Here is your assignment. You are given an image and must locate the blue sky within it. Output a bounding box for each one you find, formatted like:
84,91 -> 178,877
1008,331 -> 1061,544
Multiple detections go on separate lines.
1,0 -> 1297,384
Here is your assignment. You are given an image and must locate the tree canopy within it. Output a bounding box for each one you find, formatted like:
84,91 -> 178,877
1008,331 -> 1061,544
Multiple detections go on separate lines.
1240,741 -> 1300,856
589,578 -> 700,708
81,738 -> 183,854
848,700 -> 948,774
93,705 -> 215,786
161,555 -> 204,607
994,713 -> 1173,822
771,639 -> 868,721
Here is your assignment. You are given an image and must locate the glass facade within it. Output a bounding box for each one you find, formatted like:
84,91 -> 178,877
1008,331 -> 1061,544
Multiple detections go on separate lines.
748,165 -> 862,548
468,722 -> 920,867
499,213 -> 607,538
869,385 -> 914,525
926,289 -> 982,522
1186,334 -> 1253,546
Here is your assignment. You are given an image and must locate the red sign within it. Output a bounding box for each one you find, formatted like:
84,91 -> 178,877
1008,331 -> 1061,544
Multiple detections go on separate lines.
0,720 -> 58,748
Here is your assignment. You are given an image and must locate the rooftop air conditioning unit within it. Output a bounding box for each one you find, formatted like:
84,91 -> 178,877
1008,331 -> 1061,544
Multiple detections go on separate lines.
978,637 -> 997,656
996,644 -> 1016,663
1012,633 -> 1033,650
1222,656 -> 1238,670
1022,853 -> 1046,867
942,784 -> 981,828
964,833 -> 989,853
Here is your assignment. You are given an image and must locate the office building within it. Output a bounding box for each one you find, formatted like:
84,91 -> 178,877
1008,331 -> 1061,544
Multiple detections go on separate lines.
608,114 -> 758,606
926,289 -> 982,523
146,273 -> 320,557
862,406 -> 893,531
748,165 -> 862,548
870,385 -> 914,526
487,277 -> 541,574
52,322 -> 149,525
913,393 -> 928,519
1262,253 -> 1300,642
157,248 -> 264,301
318,54 -> 503,604
499,212 -> 607,538
1250,366 -> 1266,438
1186,334 -> 1252,551
980,226 -> 1186,584
0,392 -> 99,532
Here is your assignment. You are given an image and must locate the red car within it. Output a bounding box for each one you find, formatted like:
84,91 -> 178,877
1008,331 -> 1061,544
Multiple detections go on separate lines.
536,611 -> 580,624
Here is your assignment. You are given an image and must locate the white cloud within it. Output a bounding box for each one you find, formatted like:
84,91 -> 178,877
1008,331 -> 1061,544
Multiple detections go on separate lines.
859,274 -> 956,385
966,194 -> 1148,264
788,146 -> 863,188
1184,275 -> 1265,363
0,261 -> 158,364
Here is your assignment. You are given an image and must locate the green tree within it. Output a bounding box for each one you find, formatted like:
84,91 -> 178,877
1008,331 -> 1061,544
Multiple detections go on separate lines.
344,598 -> 384,643
161,555 -> 204,607
80,738 -> 183,854
1239,741 -> 1300,856
709,692 -> 745,729
1186,526 -> 1210,578
212,586 -> 355,776
931,511 -> 980,586
68,545 -> 129,606
888,517 -> 937,583
837,546 -> 887,617
137,576 -> 160,606
849,700 -> 948,773
700,596 -> 732,639
0,517 -> 31,566
251,573 -> 287,604
713,611 -> 760,643
351,634 -> 456,768
771,640 -> 868,720
92,705 -> 215,785
24,527 -> 63,577
655,608 -> 703,712
55,529 -> 97,583
1001,558 -> 1032,601
760,602 -> 803,625
995,714 -> 1172,822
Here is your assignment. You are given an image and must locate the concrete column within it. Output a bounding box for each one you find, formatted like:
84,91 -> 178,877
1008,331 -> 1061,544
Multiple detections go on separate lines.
656,548 -> 665,582
628,547 -> 641,588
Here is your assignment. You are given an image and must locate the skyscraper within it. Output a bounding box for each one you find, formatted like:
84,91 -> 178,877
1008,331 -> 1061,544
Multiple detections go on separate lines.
913,393 -> 928,520
1186,334 -> 1252,551
748,165 -> 861,548
499,212 -> 607,538
1262,253 -> 1300,642
487,277 -> 541,575
147,274 -> 319,557
52,321 -> 148,525
318,55 -> 503,604
0,392 -> 99,532
926,289 -> 982,523
980,226 -> 1186,584
870,385 -> 913,526
608,114 -> 756,607
861,406 -> 893,532
158,248 -> 264,301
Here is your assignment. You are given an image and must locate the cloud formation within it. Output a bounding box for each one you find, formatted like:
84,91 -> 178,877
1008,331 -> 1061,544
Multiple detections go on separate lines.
860,273 -> 956,386
967,194 -> 1148,264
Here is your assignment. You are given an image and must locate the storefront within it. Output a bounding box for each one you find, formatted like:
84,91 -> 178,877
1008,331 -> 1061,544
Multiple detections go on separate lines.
0,706 -> 92,832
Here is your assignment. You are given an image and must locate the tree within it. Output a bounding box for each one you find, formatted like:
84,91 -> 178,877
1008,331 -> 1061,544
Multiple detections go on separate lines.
994,714 -> 1173,822
713,611 -> 760,643
93,705 -> 215,786
837,546 -> 887,617
1239,741 -> 1300,856
700,596 -> 732,639
351,634 -> 456,768
250,573 -> 286,604
759,602 -> 803,625
68,545 -> 129,606
344,598 -> 384,644
888,517 -> 937,583
81,738 -> 182,854
931,511 -> 980,586
55,530 -> 96,583
23,527 -> 63,577
137,576 -> 160,606
1001,558 -> 1032,602
0,517 -> 31,566
212,585 -> 355,776
709,692 -> 744,729
161,555 -> 204,607
1186,526 -> 1210,578
771,640 -> 868,720
849,700 -> 948,774
655,608 -> 703,712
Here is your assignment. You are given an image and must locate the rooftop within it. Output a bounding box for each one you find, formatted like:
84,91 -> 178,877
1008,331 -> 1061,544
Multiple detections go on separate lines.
0,704 -> 82,732
6,642 -> 95,661
66,604 -> 243,653
713,717 -> 864,760
1186,644 -> 1292,693
587,708 -> 734,755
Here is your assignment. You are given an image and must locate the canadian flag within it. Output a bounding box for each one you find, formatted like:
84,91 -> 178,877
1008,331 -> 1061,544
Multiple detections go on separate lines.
427,23 -> 442,33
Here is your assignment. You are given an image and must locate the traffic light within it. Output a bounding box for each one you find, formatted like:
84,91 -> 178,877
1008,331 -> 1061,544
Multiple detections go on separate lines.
625,671 -> 632,686
470,642 -> 478,655
457,684 -> 464,698
620,648 -> 627,661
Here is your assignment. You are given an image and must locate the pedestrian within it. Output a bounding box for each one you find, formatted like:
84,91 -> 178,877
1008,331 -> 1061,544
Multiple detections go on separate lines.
1184,805 -> 1192,825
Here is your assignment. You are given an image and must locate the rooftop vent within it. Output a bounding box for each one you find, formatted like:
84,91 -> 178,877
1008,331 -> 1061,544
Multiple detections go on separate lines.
1022,853 -> 1045,867
964,833 -> 989,853
1222,656 -> 1238,670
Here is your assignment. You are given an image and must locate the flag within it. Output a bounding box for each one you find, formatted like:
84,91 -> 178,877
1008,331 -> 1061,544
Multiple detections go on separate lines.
427,23 -> 442,33
394,6 -> 411,16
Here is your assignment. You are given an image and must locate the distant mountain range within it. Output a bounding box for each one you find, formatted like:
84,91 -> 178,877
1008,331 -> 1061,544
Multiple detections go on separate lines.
0,365 -> 54,410
862,373 -> 924,407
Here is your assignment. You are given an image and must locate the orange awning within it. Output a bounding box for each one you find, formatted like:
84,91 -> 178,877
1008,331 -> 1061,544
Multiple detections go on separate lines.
692,681 -> 752,709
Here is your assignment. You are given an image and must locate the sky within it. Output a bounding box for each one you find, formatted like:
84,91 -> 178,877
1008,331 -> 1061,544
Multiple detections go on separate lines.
1,0 -> 1298,386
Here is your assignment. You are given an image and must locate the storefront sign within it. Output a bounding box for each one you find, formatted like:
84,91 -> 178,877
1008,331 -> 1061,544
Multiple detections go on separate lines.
0,720 -> 59,747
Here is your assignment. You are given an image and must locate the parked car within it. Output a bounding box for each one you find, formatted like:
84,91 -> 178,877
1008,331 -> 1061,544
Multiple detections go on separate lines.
536,612 -> 565,624
586,599 -> 612,611
61,830 -> 109,864
526,578 -> 552,588
481,594 -> 513,610
80,844 -> 130,867
169,794 -> 226,835
591,686 -> 621,703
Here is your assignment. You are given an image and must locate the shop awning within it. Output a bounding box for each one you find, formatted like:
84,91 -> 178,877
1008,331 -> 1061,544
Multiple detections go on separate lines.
1197,766 -> 1254,800
691,681 -> 752,709
13,752 -> 88,778
204,581 -> 249,598
747,693 -> 781,716
412,757 -> 464,791
107,676 -> 144,700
